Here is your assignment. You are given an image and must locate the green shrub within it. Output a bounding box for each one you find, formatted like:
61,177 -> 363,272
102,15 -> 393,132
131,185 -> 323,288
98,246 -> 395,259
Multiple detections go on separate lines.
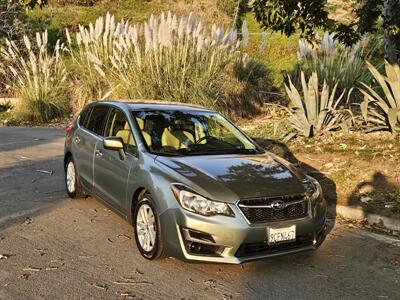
0,100 -> 13,112
285,71 -> 350,137
360,61 -> 400,133
0,31 -> 68,122
294,32 -> 382,100
233,54 -> 268,85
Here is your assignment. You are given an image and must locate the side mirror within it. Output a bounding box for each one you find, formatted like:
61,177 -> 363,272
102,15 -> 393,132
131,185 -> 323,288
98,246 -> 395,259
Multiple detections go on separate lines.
104,137 -> 126,160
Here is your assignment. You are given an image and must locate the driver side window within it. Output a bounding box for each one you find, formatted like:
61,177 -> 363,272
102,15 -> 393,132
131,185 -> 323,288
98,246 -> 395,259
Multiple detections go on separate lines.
105,108 -> 136,153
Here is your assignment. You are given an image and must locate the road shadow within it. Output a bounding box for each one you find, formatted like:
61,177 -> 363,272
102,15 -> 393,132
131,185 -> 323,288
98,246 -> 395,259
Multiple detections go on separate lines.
0,127 -> 65,154
253,137 -> 338,233
0,127 -> 67,231
0,155 -> 67,231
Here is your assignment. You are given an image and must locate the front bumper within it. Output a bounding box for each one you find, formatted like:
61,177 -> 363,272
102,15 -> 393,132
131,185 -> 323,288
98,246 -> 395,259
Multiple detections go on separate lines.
159,198 -> 327,264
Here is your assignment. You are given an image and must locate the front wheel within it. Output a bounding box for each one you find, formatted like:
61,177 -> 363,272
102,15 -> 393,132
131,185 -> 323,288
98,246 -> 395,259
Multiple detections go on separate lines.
65,156 -> 84,199
133,194 -> 165,260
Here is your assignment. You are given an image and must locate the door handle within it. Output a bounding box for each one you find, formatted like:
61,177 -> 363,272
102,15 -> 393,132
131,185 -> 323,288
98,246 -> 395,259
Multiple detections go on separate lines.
74,137 -> 81,144
95,149 -> 103,157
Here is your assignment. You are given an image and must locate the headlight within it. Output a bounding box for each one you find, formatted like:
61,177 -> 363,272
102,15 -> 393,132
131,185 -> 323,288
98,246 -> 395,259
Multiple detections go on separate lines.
304,175 -> 322,202
171,184 -> 235,217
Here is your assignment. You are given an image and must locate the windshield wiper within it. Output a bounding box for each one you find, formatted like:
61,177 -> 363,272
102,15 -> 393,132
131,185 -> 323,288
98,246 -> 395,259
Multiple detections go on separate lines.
224,148 -> 261,154
178,148 -> 261,156
151,150 -> 184,156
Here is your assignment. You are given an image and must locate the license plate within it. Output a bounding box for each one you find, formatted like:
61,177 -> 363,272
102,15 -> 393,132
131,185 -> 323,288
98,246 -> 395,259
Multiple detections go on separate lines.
267,225 -> 296,244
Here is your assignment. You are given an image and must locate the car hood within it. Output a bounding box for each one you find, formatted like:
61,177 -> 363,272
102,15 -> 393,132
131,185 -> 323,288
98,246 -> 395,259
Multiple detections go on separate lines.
155,153 -> 307,201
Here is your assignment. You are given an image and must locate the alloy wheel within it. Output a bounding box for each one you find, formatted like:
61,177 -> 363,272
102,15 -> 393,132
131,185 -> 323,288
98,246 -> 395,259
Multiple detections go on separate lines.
136,202 -> 157,252
66,161 -> 76,193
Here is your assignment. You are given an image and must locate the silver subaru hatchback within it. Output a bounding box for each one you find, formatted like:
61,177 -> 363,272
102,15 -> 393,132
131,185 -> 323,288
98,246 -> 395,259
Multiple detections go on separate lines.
64,101 -> 327,264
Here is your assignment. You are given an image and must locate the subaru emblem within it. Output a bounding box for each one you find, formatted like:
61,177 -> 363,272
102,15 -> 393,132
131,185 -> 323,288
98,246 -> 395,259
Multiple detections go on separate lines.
271,200 -> 286,210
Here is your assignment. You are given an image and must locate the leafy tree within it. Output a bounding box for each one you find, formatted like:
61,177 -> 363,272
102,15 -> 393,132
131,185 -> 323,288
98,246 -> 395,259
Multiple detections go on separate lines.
336,0 -> 400,63
251,0 -> 400,63
251,0 -> 330,38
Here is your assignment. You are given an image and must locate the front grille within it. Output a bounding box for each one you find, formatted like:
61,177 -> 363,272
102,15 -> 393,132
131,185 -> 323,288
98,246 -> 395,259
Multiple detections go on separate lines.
238,194 -> 308,224
235,235 -> 313,258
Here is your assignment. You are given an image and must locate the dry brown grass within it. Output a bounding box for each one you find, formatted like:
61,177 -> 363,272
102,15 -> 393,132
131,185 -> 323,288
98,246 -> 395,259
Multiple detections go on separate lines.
328,0 -> 357,23
170,0 -> 232,28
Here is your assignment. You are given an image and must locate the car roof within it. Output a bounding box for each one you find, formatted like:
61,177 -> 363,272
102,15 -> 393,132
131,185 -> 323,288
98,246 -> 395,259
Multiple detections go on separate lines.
94,100 -> 214,112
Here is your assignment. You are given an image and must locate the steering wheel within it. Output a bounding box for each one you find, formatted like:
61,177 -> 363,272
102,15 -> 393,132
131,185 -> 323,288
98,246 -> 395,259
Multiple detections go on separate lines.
195,135 -> 215,144
195,136 -> 239,148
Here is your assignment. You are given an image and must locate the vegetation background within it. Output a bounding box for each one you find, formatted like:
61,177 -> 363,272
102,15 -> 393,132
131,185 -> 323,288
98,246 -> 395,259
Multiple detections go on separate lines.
0,0 -> 399,219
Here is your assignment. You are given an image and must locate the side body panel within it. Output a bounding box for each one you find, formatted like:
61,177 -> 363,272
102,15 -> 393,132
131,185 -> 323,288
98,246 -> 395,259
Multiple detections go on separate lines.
72,127 -> 100,190
93,142 -> 138,214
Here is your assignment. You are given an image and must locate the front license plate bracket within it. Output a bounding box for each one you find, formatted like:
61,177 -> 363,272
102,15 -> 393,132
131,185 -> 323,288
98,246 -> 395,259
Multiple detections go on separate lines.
267,225 -> 296,245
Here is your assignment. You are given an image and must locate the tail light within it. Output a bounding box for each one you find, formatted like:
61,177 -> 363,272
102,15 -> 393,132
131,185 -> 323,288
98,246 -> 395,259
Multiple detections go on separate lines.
66,122 -> 73,134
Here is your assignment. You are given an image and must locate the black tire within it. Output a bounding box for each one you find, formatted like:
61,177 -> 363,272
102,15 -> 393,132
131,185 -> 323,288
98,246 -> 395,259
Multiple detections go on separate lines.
133,194 -> 166,260
64,156 -> 84,199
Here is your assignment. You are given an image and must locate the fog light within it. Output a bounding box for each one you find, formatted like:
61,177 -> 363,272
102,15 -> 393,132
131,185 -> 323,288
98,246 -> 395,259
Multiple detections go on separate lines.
181,227 -> 225,256
188,242 -> 202,253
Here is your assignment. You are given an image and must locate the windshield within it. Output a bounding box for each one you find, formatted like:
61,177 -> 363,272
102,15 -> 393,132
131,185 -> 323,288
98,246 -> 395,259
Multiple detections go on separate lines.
131,110 -> 261,156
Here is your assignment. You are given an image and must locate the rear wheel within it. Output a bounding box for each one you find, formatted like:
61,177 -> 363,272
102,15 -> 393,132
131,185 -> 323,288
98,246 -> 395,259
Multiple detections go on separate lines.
133,194 -> 165,260
65,156 -> 84,199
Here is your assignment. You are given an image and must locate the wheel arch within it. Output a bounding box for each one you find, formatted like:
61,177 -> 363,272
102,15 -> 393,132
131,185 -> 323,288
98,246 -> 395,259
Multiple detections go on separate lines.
129,187 -> 148,224
64,151 -> 73,168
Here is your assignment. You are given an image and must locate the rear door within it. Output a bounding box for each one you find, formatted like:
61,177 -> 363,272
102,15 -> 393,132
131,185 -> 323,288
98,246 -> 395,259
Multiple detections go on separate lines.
73,104 -> 109,190
93,107 -> 138,212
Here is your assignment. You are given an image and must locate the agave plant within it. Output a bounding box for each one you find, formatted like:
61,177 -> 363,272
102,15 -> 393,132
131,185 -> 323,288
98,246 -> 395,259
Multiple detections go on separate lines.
0,31 -> 68,122
360,61 -> 400,133
285,71 -> 348,137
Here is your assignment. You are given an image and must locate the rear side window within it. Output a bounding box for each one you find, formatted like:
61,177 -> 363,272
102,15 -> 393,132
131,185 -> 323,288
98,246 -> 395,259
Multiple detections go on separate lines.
78,106 -> 91,128
86,105 -> 109,136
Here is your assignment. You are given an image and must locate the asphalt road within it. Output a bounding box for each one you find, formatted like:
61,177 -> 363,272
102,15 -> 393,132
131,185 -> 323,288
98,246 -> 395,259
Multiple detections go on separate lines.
0,127 -> 399,300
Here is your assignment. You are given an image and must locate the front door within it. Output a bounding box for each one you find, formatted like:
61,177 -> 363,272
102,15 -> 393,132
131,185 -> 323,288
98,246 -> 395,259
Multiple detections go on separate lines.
93,108 -> 138,213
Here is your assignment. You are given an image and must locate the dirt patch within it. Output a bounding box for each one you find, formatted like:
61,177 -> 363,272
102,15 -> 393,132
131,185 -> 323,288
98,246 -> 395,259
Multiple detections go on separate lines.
328,0 -> 356,22
291,132 -> 400,218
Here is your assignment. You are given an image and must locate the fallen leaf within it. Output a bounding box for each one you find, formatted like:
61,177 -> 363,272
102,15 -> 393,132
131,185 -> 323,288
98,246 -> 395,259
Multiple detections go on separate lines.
360,196 -> 372,203
36,169 -> 54,175
19,274 -> 31,280
23,266 -> 41,272
113,281 -> 153,285
93,283 -> 108,290
135,268 -> 144,275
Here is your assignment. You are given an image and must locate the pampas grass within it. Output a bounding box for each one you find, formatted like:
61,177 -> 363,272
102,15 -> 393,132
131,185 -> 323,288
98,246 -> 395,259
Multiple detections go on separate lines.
295,32 -> 382,99
67,11 -> 260,110
65,12 -> 119,111
0,31 -> 68,122
105,12 -> 241,106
